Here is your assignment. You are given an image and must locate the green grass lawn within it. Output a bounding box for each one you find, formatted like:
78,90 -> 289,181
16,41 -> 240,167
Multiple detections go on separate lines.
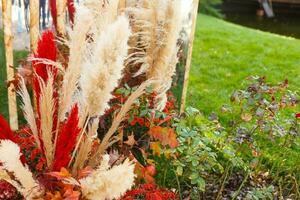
188,14 -> 300,116
187,14 -> 300,184
0,31 -> 28,119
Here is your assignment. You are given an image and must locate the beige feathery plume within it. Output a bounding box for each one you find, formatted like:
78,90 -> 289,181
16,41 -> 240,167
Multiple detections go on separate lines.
38,73 -> 55,166
72,118 -> 99,175
89,79 -> 155,166
18,78 -> 41,149
80,15 -> 131,117
0,140 -> 42,198
148,1 -> 183,110
59,2 -> 94,121
84,0 -> 119,31
126,0 -> 183,110
80,155 -> 135,200
28,57 -> 65,74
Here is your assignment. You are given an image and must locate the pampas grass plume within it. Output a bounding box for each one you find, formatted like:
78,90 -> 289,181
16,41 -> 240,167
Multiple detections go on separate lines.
18,78 -> 41,149
0,140 -> 41,198
80,15 -> 131,117
38,73 -> 55,166
80,155 -> 135,200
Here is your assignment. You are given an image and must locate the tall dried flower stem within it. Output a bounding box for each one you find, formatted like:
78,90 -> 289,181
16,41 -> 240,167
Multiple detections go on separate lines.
18,78 -> 41,149
68,116 -> 90,168
89,80 -> 155,166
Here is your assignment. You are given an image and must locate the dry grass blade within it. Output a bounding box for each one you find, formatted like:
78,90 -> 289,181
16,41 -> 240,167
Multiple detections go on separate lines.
38,73 -> 55,166
72,118 -> 99,175
89,79 -> 155,166
18,78 -> 41,149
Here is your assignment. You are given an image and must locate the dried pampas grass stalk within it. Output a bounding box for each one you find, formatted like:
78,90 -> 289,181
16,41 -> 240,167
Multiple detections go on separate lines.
18,78 -> 41,149
80,15 -> 131,117
67,7 -> 131,171
80,155 -> 135,200
84,0 -> 119,32
148,1 -> 183,110
0,140 -> 42,198
72,118 -> 99,175
89,79 -> 155,166
28,57 -> 65,74
38,73 -> 55,166
59,3 -> 94,121
126,0 -> 183,110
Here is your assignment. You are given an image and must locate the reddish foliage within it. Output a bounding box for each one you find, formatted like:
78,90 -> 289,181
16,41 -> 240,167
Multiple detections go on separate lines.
296,113 -> 300,119
120,184 -> 178,200
53,104 -> 81,171
15,127 -> 46,171
148,126 -> 179,148
0,180 -> 20,200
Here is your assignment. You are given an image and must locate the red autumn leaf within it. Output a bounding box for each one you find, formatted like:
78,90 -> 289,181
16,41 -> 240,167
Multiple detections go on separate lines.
63,188 -> 80,200
296,113 -> 300,118
148,126 -> 178,148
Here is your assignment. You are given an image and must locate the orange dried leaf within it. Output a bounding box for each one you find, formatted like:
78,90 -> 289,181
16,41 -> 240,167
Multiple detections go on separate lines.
124,134 -> 136,146
77,166 -> 93,179
150,142 -> 161,156
47,167 -> 71,180
148,126 -> 178,148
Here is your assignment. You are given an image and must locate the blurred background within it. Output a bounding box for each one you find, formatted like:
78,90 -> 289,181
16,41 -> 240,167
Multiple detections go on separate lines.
200,0 -> 300,38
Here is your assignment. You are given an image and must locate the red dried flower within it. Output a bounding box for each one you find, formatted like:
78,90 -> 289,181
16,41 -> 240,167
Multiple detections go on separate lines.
0,180 -> 19,200
120,184 -> 178,200
33,31 -> 57,116
53,104 -> 81,171
0,115 -> 16,142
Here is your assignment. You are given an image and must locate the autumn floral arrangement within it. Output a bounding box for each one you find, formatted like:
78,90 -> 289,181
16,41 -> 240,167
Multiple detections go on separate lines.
0,0 -> 185,199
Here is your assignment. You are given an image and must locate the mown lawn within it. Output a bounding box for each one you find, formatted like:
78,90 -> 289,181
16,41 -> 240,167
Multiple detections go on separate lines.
187,14 -> 300,183
188,14 -> 300,116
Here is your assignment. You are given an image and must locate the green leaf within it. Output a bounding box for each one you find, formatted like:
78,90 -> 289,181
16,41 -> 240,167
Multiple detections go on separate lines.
131,147 -> 147,167
176,166 -> 183,176
140,109 -> 148,117
197,177 -> 206,191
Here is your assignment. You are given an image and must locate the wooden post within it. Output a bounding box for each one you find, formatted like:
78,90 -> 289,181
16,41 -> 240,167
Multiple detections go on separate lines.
57,0 -> 67,35
118,0 -> 126,13
1,0 -> 19,130
180,0 -> 199,114
30,0 -> 40,52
